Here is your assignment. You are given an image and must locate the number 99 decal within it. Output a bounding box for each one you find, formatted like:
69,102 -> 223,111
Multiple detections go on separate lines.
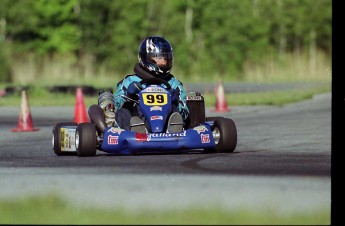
142,93 -> 168,106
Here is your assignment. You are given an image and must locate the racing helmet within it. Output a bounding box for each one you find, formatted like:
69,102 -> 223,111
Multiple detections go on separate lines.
138,36 -> 174,77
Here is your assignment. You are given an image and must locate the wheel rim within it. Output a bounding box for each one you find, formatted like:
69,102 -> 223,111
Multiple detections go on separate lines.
52,131 -> 55,148
75,130 -> 80,150
212,127 -> 220,145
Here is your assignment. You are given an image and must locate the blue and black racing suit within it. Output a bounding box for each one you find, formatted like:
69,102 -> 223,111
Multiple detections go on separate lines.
113,64 -> 189,130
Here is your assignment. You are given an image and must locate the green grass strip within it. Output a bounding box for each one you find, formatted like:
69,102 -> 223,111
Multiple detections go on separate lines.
0,194 -> 329,225
204,85 -> 331,107
0,83 -> 330,107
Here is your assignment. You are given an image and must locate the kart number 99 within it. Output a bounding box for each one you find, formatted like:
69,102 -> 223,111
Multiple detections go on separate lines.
142,93 -> 168,106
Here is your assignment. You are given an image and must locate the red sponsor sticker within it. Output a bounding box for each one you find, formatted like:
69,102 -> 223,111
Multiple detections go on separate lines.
108,135 -> 119,145
201,134 -> 210,143
150,115 -> 163,120
136,133 -> 148,142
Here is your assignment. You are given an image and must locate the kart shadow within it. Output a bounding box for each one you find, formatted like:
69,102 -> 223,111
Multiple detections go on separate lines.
95,149 -> 207,157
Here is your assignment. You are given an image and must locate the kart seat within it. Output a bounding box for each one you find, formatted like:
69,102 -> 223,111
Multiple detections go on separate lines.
186,92 -> 206,128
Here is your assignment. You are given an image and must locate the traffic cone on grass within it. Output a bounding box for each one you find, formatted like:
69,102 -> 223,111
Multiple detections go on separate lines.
74,87 -> 89,123
11,90 -> 39,132
214,80 -> 230,112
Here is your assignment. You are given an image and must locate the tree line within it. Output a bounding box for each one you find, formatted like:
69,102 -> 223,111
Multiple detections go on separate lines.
0,0 -> 332,82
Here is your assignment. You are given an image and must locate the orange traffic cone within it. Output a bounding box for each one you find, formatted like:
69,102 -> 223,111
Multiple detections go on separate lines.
214,80 -> 229,112
12,90 -> 39,132
74,87 -> 89,123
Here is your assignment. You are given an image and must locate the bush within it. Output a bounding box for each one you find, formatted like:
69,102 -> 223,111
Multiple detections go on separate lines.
0,42 -> 11,83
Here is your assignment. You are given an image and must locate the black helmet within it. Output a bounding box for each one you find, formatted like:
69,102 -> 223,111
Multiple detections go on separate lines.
138,36 -> 173,77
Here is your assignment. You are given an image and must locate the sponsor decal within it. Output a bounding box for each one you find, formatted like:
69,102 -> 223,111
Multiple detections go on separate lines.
193,125 -> 208,134
60,128 -> 76,152
151,115 -> 163,120
66,134 -> 72,148
147,131 -> 187,141
186,96 -> 203,101
201,134 -> 210,143
108,135 -> 119,145
60,130 -> 65,148
136,133 -> 148,142
107,127 -> 125,134
150,106 -> 163,111
144,87 -> 166,93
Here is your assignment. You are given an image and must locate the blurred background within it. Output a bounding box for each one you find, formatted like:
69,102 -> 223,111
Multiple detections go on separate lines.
0,0 -> 331,87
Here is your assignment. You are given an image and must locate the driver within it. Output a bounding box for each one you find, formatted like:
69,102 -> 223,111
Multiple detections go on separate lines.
113,36 -> 189,133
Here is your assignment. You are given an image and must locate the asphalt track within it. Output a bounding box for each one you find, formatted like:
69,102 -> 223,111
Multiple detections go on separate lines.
0,92 -> 331,216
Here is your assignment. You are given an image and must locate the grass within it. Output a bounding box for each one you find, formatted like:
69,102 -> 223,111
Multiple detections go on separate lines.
0,82 -> 331,107
1,50 -> 331,106
0,194 -> 330,225
204,83 -> 331,107
5,50 -> 331,85
241,51 -> 331,83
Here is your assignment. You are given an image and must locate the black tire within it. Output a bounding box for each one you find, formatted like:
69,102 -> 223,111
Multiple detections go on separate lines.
52,122 -> 78,156
205,118 -> 237,153
205,116 -> 224,122
88,104 -> 107,133
75,123 -> 97,157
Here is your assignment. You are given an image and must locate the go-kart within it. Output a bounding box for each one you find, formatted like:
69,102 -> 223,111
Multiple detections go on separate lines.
52,78 -> 237,157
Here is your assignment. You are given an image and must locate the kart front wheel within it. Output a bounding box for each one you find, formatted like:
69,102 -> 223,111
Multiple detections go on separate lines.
75,123 -> 97,157
52,122 -> 78,156
205,118 -> 237,153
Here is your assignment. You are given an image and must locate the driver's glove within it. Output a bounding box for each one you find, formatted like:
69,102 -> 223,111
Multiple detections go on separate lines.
127,81 -> 143,99
169,88 -> 180,105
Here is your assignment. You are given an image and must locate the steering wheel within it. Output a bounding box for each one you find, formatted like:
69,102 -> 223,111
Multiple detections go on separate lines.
140,77 -> 172,90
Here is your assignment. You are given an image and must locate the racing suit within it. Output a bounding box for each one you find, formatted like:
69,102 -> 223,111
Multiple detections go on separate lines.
114,64 -> 189,130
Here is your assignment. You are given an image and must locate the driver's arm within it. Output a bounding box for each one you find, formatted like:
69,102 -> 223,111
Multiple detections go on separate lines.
114,75 -> 142,110
169,78 -> 189,121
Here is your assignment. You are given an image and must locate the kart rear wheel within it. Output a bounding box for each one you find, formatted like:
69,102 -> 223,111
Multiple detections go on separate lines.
75,123 -> 97,157
205,116 -> 224,122
52,122 -> 78,156
205,118 -> 237,153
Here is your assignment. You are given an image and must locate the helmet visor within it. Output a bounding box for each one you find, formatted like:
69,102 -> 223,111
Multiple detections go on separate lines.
147,52 -> 173,72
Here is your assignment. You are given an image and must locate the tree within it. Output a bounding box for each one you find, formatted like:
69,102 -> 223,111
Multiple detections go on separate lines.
3,0 -> 80,54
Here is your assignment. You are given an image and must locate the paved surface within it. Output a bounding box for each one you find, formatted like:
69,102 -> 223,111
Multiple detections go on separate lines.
0,92 -> 331,217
